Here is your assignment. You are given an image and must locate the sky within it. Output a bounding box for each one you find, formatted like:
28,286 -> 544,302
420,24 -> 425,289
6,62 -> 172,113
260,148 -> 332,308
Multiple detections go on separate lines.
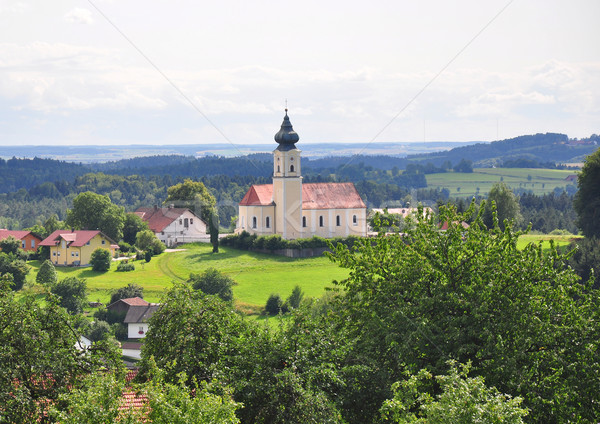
0,0 -> 599,148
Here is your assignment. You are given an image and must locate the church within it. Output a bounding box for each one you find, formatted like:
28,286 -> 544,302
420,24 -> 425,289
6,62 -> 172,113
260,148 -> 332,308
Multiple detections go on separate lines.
237,110 -> 367,240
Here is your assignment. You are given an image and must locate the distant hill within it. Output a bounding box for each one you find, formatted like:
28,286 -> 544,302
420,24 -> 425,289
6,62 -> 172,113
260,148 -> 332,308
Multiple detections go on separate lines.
406,133 -> 598,167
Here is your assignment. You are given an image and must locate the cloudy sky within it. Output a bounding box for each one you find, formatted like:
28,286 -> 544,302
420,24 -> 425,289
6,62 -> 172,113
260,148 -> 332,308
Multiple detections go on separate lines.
0,0 -> 598,148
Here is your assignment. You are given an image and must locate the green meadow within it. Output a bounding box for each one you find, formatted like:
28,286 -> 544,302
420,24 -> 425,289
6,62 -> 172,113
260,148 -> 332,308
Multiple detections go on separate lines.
426,167 -> 577,197
26,243 -> 349,314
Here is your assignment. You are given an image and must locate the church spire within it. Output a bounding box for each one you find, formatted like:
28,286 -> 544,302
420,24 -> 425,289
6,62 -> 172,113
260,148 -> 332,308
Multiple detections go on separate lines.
274,109 -> 299,151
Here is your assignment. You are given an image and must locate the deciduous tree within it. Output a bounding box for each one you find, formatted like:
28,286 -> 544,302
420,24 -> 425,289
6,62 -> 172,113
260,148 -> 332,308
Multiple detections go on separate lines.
574,147 -> 600,238
189,268 -> 235,301
51,276 -> 88,314
66,191 -> 125,241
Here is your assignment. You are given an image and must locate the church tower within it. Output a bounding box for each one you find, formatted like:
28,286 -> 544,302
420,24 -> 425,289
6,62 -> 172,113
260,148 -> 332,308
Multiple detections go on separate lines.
272,109 -> 302,239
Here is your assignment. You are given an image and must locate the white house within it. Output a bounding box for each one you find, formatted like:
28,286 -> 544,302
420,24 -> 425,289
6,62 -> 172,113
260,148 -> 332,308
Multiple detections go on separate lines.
123,303 -> 161,339
237,110 -> 368,239
135,206 -> 207,247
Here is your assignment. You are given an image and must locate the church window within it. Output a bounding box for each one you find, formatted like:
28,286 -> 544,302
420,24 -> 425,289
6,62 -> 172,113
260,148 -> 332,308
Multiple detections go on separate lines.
252,217 -> 257,229
319,216 -> 324,227
290,165 -> 295,172
336,215 -> 341,226
352,215 -> 358,226
266,217 -> 270,228
302,216 -> 307,228
277,165 -> 280,173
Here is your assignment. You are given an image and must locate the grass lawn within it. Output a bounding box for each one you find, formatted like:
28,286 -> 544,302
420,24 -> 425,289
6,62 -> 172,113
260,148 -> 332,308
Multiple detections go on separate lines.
26,244 -> 349,314
426,168 -> 576,198
516,234 -> 581,251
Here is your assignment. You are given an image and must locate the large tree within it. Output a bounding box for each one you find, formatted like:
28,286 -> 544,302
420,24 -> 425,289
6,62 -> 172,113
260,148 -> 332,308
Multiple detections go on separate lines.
328,203 -> 600,423
164,179 -> 216,224
66,191 -> 125,241
574,147 -> 600,238
122,212 -> 150,245
482,182 -> 521,230
51,276 -> 88,314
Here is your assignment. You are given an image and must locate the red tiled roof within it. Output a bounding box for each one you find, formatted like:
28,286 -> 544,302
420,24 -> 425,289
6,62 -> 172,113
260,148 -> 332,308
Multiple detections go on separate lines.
239,185 -> 275,206
135,207 -> 204,233
239,182 -> 366,210
439,221 -> 470,231
39,230 -> 116,247
0,229 -> 39,241
121,297 -> 150,306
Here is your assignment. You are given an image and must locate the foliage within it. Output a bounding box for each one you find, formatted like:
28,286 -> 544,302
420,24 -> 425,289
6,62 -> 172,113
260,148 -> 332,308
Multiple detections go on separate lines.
209,209 -> 219,253
66,191 -> 126,241
328,202 -> 600,423
483,182 -> 522,230
567,237 -> 600,286
36,259 -> 58,285
116,260 -> 136,272
122,212 -> 150,245
574,147 -> 600,237
453,158 -> 473,173
164,179 -> 217,224
220,231 -> 361,252
87,320 -> 112,342
284,285 -> 304,311
90,247 -> 112,272
189,267 -> 235,301
110,283 -> 144,304
136,229 -> 165,255
368,210 -> 404,232
145,250 -> 153,262
0,252 -> 30,290
0,278 -> 121,423
51,276 -> 88,314
380,362 -> 528,423
264,293 -> 283,315
0,235 -> 21,254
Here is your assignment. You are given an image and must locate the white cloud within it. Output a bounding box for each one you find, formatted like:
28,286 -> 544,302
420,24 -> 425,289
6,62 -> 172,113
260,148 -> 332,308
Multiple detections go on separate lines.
64,8 -> 94,25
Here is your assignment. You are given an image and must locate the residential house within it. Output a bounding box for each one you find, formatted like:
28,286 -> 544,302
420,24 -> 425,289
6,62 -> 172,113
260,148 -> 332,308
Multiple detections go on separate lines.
0,229 -> 42,252
237,110 -> 367,239
39,230 -> 118,266
124,303 -> 160,339
135,206 -> 207,247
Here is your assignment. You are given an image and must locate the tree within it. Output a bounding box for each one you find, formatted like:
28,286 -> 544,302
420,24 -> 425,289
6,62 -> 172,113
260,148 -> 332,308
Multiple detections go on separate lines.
110,283 -> 144,305
87,320 -> 112,342
453,158 -> 473,173
0,252 -> 30,291
209,209 -> 219,253
164,179 -> 216,224
122,212 -> 149,245
265,293 -> 283,315
135,229 -> 165,255
328,203 -> 600,422
380,362 -> 528,423
0,235 -> 21,255
574,147 -> 600,237
189,268 -> 235,301
51,276 -> 88,314
0,278 -> 121,422
90,247 -> 112,272
483,182 -> 521,230
66,191 -> 125,241
36,259 -> 58,285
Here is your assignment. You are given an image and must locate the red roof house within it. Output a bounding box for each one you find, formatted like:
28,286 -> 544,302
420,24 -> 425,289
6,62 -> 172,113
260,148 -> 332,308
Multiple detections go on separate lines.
134,206 -> 207,247
0,229 -> 42,252
39,230 -> 118,266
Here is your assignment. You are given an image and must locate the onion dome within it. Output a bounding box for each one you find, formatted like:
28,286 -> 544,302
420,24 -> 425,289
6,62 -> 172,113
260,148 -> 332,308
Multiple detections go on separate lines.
274,109 -> 299,151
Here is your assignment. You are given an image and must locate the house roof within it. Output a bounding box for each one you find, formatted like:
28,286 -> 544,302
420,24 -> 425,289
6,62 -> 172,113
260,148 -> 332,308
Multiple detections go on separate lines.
239,182 -> 366,210
39,230 -> 116,247
107,297 -> 149,310
0,229 -> 41,242
124,304 -> 160,324
135,207 -> 204,233
439,221 -> 470,231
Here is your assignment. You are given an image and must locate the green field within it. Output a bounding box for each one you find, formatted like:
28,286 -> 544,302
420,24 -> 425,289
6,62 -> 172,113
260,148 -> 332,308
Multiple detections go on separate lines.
426,168 -> 577,197
26,244 -> 349,314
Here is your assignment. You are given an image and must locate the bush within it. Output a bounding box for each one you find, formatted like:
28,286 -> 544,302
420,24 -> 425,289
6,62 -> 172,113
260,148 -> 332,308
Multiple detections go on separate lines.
87,320 -> 111,342
118,241 -> 132,253
264,293 -> 282,315
90,248 -> 111,272
109,283 -> 144,305
144,250 -> 152,263
189,268 -> 235,301
50,277 -> 88,314
36,259 -> 57,286
112,323 -> 128,341
116,261 -> 135,272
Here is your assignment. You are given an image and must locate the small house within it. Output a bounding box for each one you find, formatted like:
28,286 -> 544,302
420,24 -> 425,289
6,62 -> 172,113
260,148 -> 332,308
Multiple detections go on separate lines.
0,229 -> 42,252
135,206 -> 207,247
39,230 -> 118,266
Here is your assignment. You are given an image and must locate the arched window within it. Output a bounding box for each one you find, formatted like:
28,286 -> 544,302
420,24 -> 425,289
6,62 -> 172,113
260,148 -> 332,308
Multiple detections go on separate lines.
277,165 -> 280,173
352,215 -> 357,226
336,215 -> 341,226
290,165 -> 295,173
319,216 -> 324,227
302,216 -> 307,228
252,217 -> 257,229
265,217 -> 270,228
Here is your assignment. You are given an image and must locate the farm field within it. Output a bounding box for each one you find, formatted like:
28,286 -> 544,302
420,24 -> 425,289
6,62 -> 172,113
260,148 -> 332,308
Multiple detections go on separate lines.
26,243 -> 349,314
426,168 -> 577,197
516,233 -> 581,251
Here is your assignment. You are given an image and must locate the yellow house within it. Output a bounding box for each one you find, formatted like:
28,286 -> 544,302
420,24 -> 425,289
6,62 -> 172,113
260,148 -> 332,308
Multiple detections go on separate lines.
40,230 -> 118,266
237,110 -> 367,239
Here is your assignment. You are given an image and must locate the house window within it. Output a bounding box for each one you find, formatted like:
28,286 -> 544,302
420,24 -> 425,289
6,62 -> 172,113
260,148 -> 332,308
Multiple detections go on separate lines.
319,216 -> 324,227
179,219 -> 182,225
86,241 -> 90,245
61,240 -> 66,249
302,216 -> 307,228
184,218 -> 189,228
31,240 -> 35,249
57,252 -> 61,256
101,240 -> 105,245
352,215 -> 358,226
265,217 -> 270,228
22,241 -> 26,249
138,326 -> 144,335
190,219 -> 193,224
252,217 -> 257,229
336,215 -> 341,226
71,252 -> 75,257
53,252 -> 56,256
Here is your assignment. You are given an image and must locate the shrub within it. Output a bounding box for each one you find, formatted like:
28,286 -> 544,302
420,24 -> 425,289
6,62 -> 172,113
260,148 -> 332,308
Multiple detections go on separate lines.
87,320 -> 111,342
145,250 -> 152,263
51,277 -> 88,314
36,259 -> 58,286
90,248 -> 111,272
189,268 -> 235,302
264,293 -> 282,315
116,261 -> 135,272
118,242 -> 132,253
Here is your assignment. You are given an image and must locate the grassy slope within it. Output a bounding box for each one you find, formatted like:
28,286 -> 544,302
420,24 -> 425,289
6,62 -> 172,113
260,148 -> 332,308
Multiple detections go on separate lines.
426,168 -> 576,197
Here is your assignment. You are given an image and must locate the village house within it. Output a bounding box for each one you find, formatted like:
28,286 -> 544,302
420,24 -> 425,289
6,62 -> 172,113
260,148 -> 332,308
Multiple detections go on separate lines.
0,229 -> 42,252
135,206 -> 207,247
106,297 -> 160,340
237,110 -> 367,239
39,230 -> 118,266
